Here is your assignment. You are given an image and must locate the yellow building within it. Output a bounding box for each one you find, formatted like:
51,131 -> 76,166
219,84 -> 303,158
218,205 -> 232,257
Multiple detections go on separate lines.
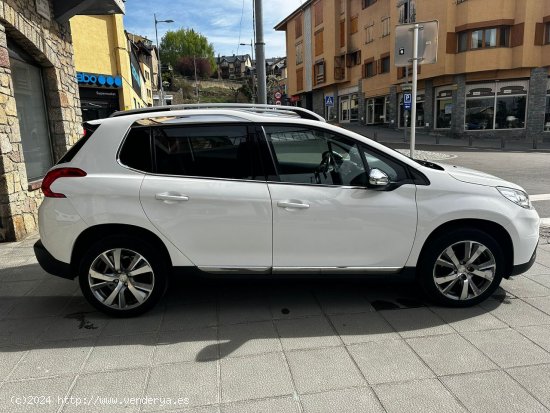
276,0 -> 550,142
70,14 -> 151,120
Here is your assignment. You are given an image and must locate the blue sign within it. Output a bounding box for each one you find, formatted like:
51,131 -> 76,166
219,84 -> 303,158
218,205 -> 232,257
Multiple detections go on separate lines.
325,96 -> 334,106
404,93 -> 412,111
77,72 -> 122,88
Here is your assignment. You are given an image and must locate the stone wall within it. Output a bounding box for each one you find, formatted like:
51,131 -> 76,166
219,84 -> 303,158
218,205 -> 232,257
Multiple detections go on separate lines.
0,0 -> 82,241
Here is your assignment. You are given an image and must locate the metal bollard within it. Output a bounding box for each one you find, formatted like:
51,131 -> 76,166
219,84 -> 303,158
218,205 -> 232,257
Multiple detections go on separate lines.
468,135 -> 473,147
533,137 -> 538,149
373,131 -> 378,142
435,135 -> 440,144
501,136 -> 505,149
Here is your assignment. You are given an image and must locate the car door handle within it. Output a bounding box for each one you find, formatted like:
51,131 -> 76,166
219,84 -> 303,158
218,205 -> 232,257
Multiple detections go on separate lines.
277,201 -> 310,209
155,193 -> 189,202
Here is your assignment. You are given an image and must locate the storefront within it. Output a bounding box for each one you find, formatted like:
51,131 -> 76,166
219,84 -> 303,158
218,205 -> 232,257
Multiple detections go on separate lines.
399,91 -> 425,128
545,78 -> 550,133
434,87 -> 454,130
77,72 -> 122,121
366,96 -> 390,125
338,88 -> 359,123
465,80 -> 527,130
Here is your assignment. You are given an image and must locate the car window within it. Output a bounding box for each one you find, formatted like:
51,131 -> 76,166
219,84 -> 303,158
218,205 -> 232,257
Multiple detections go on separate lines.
119,126 -> 153,172
360,145 -> 408,182
263,125 -> 367,186
152,125 -> 260,180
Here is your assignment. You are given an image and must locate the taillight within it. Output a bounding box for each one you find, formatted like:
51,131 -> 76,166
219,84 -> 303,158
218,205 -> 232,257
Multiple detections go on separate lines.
41,168 -> 87,198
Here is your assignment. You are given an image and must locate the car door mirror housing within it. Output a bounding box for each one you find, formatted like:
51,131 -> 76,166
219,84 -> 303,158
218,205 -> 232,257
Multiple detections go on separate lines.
368,168 -> 390,188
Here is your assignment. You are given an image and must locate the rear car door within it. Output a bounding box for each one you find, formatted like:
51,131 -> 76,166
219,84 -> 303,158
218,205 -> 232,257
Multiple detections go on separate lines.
261,124 -> 418,271
139,123 -> 272,271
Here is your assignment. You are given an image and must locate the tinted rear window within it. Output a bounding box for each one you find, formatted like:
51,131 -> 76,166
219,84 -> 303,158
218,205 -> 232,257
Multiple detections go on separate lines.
57,123 -> 98,164
119,127 -> 153,172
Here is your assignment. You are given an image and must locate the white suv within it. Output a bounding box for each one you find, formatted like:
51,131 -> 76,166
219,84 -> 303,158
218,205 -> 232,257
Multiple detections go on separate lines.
34,104 -> 540,316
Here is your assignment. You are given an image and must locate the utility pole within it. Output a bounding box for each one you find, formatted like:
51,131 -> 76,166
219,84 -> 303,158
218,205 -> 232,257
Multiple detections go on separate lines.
254,0 -> 267,104
240,40 -> 255,103
154,14 -> 174,106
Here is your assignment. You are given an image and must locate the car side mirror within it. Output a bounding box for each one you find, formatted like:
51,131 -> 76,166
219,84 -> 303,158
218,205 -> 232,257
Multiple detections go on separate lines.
368,168 -> 390,188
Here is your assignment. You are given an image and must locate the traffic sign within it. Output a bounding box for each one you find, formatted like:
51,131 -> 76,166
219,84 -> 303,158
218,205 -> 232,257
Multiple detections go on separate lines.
275,100 -> 282,105
325,96 -> 334,106
395,20 -> 439,67
274,91 -> 282,100
404,93 -> 412,111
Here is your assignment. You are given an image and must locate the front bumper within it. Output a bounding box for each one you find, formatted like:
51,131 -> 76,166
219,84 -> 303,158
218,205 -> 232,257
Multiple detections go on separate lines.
34,240 -> 75,280
511,246 -> 537,276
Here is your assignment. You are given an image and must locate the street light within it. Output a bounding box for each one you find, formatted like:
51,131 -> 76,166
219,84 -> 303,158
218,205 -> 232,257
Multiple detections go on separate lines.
240,40 -> 255,104
154,14 -> 174,106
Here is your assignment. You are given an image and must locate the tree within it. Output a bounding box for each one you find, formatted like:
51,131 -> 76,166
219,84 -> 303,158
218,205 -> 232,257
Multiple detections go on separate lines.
160,28 -> 216,74
175,56 -> 212,79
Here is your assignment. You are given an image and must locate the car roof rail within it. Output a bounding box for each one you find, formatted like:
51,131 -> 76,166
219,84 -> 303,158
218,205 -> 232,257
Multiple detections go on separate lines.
110,103 -> 326,122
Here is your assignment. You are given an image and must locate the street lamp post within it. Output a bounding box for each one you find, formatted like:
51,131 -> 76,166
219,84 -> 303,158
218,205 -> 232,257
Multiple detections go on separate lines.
154,14 -> 174,106
240,40 -> 255,103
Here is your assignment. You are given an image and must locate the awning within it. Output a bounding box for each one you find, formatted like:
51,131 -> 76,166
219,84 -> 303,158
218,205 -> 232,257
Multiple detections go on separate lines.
53,0 -> 125,23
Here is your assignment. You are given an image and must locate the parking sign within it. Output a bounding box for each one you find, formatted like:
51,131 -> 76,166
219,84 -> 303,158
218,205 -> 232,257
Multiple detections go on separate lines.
404,93 -> 412,111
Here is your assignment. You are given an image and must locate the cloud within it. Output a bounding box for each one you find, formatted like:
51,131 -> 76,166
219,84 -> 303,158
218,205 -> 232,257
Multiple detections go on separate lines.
124,0 -> 302,57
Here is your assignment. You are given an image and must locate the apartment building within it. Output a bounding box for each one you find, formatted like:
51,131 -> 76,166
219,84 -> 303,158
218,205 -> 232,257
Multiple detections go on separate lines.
275,0 -> 550,141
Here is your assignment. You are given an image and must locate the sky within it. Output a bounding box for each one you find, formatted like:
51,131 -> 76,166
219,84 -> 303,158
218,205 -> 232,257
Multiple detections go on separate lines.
124,0 -> 303,59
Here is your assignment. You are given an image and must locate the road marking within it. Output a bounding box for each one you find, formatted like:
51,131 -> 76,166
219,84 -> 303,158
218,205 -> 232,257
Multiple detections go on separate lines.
531,194 -> 550,202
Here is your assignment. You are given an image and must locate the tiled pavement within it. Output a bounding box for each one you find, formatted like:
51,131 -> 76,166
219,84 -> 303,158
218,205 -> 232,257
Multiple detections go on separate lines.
0,236 -> 549,412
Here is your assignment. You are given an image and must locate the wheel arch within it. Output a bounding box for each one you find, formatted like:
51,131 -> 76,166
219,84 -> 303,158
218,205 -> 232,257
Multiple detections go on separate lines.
417,219 -> 514,278
70,224 -> 173,274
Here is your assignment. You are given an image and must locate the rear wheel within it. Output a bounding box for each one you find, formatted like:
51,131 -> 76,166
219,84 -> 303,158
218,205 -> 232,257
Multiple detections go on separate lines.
418,228 -> 505,307
78,236 -> 168,317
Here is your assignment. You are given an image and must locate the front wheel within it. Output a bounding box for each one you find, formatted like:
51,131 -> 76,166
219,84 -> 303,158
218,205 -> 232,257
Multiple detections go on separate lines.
418,228 -> 505,307
78,237 -> 168,317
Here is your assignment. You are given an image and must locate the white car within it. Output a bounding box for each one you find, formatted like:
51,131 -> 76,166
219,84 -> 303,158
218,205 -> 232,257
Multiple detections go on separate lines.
34,104 -> 540,316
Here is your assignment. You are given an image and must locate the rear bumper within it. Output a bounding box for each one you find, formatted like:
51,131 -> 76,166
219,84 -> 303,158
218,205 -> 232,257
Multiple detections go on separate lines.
511,246 -> 537,276
34,240 -> 75,280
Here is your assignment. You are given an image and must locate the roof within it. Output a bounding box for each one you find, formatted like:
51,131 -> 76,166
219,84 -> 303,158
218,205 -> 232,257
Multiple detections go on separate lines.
274,0 -> 314,31
217,54 -> 251,64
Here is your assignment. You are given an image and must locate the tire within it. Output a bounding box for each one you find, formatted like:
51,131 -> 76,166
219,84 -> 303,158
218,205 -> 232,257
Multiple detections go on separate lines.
417,228 -> 505,307
78,236 -> 169,317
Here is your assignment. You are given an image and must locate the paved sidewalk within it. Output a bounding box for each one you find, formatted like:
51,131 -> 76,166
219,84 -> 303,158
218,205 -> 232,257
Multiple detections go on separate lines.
341,124 -> 550,152
0,236 -> 550,413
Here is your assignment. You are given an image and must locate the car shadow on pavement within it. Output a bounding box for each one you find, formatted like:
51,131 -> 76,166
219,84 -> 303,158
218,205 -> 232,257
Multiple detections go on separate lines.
0,263 -> 508,361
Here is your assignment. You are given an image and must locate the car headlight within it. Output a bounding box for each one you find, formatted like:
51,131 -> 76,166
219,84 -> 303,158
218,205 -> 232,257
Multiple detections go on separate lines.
497,187 -> 532,209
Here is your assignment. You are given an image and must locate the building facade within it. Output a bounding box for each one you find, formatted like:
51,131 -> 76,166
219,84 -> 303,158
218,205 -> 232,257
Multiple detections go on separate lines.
276,0 -> 550,142
0,0 -> 123,241
70,15 -> 150,121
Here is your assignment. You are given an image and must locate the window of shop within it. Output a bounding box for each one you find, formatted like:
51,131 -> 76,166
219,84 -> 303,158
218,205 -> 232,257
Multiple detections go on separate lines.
435,88 -> 453,129
465,80 -> 528,130
8,42 -> 53,182
366,96 -> 389,124
399,92 -> 425,128
544,80 -> 550,132
339,93 -> 359,123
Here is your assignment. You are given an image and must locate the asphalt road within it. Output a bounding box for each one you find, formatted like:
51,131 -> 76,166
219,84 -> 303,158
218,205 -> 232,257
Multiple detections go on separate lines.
387,143 -> 550,221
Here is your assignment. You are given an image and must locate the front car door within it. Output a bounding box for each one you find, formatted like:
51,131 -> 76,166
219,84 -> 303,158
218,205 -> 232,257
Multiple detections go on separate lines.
262,124 -> 418,273
140,123 -> 272,272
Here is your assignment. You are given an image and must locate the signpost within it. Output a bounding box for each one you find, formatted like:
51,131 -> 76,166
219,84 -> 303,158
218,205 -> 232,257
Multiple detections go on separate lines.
395,20 -> 438,158
324,96 -> 335,107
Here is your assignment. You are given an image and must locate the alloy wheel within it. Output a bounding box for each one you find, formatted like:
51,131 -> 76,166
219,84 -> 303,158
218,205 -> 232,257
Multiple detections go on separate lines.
433,240 -> 496,301
88,248 -> 155,310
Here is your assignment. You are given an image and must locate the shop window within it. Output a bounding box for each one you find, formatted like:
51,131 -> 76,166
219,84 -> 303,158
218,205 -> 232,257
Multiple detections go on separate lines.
380,56 -> 390,74
9,52 -> 53,181
334,55 -> 345,80
315,30 -> 324,56
366,96 -> 388,124
346,50 -> 361,67
435,88 -> 453,129
314,61 -> 325,85
545,91 -> 550,132
381,17 -> 391,37
362,0 -> 376,9
339,94 -> 359,122
399,92 -> 425,128
295,14 -> 303,38
457,27 -> 511,52
314,0 -> 323,26
465,81 -> 528,130
350,16 -> 359,34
